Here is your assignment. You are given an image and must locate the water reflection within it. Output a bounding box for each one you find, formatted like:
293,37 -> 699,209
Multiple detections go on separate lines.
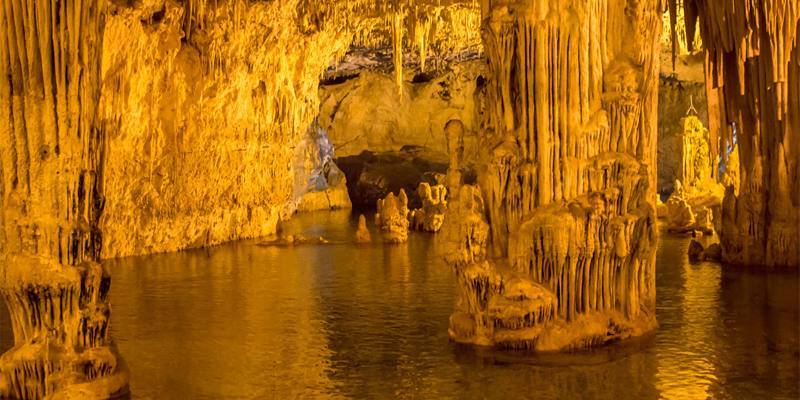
0,211 -> 797,399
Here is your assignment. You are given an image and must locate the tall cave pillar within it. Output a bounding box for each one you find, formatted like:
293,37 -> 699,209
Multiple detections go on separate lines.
446,0 -> 660,350
0,0 -> 128,397
689,1 -> 799,268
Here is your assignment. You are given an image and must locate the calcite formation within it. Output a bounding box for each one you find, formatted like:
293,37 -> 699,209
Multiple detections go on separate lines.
410,183 -> 448,232
98,0 -> 360,258
679,0 -> 800,268
295,124 -> 352,212
376,190 -> 410,243
444,0 -> 661,350
659,116 -> 725,234
319,61 -> 485,159
355,214 -> 372,243
0,0 -> 129,397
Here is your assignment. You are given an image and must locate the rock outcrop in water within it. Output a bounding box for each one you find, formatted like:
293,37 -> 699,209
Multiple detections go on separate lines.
444,0 -> 660,350
376,190 -> 411,244
355,214 -> 372,244
410,183 -> 448,232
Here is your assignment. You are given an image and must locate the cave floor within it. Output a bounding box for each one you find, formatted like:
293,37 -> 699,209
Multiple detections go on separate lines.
1,210 -> 797,399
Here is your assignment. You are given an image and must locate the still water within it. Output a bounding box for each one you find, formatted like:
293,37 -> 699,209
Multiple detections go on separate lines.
1,210 -> 798,399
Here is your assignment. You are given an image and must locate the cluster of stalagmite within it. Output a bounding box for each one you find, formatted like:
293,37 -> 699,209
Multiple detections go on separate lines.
376,190 -> 411,243
0,0 -> 129,397
673,0 -> 799,268
444,0 -> 661,350
410,183 -> 448,232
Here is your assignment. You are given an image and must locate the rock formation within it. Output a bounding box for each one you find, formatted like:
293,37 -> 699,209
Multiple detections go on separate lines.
0,0 -> 129,397
410,183 -> 448,232
336,147 -> 451,209
295,124 -> 352,212
355,214 -> 372,244
677,0 -> 799,268
319,61 -> 485,160
659,116 -> 725,234
444,0 -> 661,350
98,1 -> 361,258
376,190 -> 410,244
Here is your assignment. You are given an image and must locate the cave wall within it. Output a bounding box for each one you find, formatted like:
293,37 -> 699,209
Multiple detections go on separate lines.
98,1 -> 356,258
688,0 -> 799,267
319,61 -> 486,160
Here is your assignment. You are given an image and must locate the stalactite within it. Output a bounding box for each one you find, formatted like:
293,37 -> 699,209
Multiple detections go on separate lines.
691,0 -> 799,267
391,6 -> 406,94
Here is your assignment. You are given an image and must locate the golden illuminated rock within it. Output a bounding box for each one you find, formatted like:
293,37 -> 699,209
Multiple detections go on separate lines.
376,190 -> 410,244
444,0 -> 661,350
682,0 -> 799,268
410,183 -> 448,232
355,214 -> 372,244
0,0 -> 129,397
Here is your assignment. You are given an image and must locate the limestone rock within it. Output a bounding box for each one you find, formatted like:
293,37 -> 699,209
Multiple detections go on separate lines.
376,190 -> 410,244
445,0 -> 661,351
410,183 -> 448,232
336,148 -> 452,208
684,0 -> 800,268
319,62 -> 486,159
688,240 -> 705,261
355,215 -> 372,244
296,162 -> 353,212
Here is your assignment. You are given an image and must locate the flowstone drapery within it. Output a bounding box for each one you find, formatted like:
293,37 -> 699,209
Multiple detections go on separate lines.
444,0 -> 660,350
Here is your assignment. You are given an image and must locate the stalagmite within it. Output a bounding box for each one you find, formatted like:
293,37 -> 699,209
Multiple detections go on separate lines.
376,190 -> 410,243
0,0 -> 129,397
355,214 -> 372,243
410,183 -> 448,232
444,0 -> 661,350
686,0 -> 799,268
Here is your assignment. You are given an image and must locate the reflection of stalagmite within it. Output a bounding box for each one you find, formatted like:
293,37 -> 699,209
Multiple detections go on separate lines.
0,0 -> 129,396
355,214 -> 372,244
376,190 -> 410,243
445,0 -> 661,350
410,183 -> 447,232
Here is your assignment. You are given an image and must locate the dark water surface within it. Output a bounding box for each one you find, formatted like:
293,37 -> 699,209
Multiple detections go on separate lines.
1,210 -> 798,399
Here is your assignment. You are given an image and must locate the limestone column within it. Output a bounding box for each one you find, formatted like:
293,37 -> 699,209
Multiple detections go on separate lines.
0,0 -> 129,397
447,0 -> 661,350
686,0 -> 799,268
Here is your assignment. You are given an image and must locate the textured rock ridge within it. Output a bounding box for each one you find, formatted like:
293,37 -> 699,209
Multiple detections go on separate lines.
0,0 -> 129,397
445,0 -> 661,350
